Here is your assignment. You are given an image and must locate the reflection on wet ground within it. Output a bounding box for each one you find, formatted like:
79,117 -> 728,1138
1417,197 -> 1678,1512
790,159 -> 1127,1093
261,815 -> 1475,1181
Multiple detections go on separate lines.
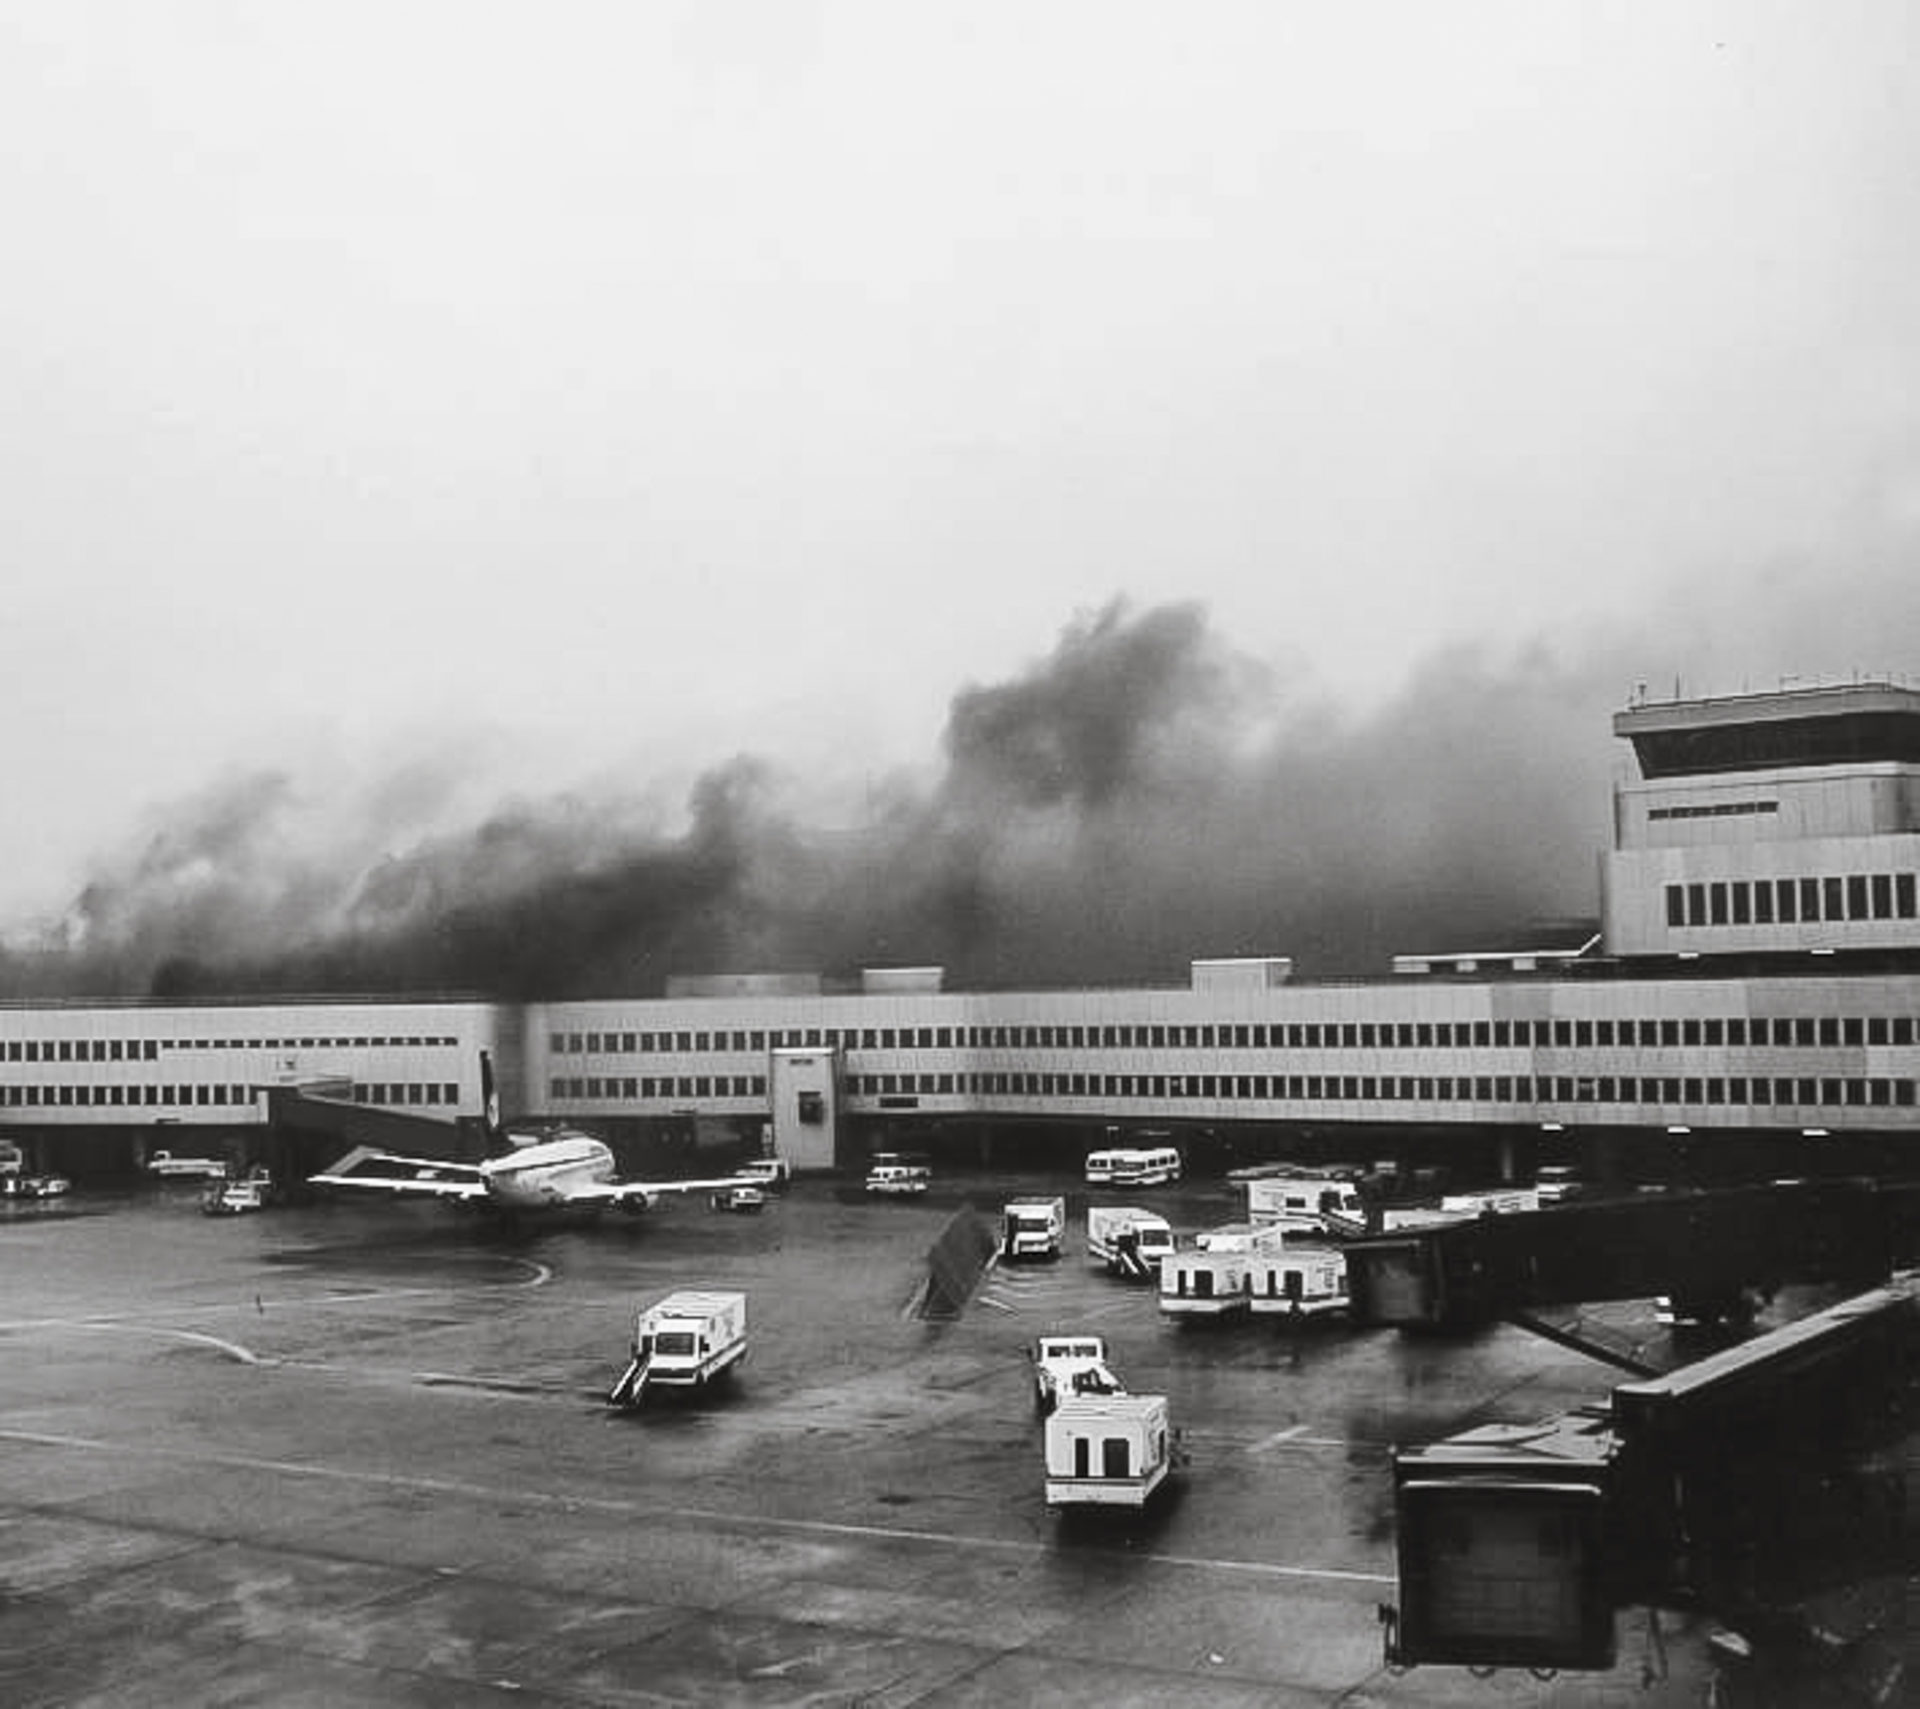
0,1168 -> 1886,1704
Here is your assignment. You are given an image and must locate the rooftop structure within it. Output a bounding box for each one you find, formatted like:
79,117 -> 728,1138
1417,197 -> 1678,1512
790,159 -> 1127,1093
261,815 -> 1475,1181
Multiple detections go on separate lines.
1604,679 -> 1920,960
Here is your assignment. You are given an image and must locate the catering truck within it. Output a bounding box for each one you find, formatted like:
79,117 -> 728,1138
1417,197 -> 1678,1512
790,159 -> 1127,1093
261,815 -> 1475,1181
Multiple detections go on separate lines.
1043,1393 -> 1175,1510
608,1290 -> 748,1408
1159,1249 -> 1251,1322
1085,1205 -> 1175,1278
1002,1195 -> 1066,1261
1248,1244 -> 1350,1322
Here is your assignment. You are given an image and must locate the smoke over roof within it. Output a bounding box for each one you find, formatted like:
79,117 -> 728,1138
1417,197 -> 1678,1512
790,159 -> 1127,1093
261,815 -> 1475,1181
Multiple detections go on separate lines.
5,572 -> 1917,1001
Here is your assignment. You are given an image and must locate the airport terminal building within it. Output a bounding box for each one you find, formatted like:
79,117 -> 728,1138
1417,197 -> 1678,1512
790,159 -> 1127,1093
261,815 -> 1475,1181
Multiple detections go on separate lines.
6,680 -> 1920,1183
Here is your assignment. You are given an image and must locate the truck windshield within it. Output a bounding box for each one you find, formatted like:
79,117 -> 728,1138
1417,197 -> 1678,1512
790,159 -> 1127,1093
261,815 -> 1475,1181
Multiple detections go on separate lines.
654,1332 -> 697,1356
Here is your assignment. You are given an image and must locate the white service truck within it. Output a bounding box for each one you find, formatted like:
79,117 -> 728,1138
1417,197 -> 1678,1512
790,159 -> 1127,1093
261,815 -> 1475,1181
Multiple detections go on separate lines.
1043,1393 -> 1175,1510
1085,1205 -> 1175,1278
1248,1245 -> 1350,1321
1159,1249 -> 1251,1321
1030,1332 -> 1126,1415
1245,1173 -> 1369,1239
609,1289 -> 748,1408
1002,1195 -> 1066,1261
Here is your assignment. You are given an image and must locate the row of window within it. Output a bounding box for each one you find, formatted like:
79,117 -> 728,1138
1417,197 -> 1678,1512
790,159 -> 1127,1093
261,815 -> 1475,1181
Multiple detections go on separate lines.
1666,872 -> 1919,928
0,1035 -> 462,1064
3,1082 -> 255,1108
552,1011 -> 1920,1058
8,1066 -> 1916,1116
347,1083 -> 463,1107
1648,800 -> 1779,820
551,1076 -> 767,1101
954,1071 -> 1919,1110
1,1080 -> 461,1110
550,1069 -> 1919,1112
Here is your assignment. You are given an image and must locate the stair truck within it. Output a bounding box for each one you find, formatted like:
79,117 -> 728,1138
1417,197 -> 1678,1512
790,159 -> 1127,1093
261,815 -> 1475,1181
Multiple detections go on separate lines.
1044,1392 -> 1175,1510
1248,1243 -> 1350,1322
1001,1194 -> 1066,1261
1030,1332 -> 1126,1415
608,1289 -> 748,1408
1159,1248 -> 1251,1322
1085,1204 -> 1175,1278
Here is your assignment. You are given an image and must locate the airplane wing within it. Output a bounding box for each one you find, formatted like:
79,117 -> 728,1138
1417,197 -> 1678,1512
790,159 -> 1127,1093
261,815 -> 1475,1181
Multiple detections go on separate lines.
567,1174 -> 758,1212
309,1145 -> 488,1202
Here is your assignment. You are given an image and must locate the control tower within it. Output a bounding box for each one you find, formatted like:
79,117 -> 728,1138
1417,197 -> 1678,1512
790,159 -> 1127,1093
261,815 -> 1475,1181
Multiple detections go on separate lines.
1603,680 -> 1920,958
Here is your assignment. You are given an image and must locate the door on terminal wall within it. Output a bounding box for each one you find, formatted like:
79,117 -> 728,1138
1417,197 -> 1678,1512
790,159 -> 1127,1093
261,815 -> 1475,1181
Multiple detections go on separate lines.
769,1046 -> 842,1171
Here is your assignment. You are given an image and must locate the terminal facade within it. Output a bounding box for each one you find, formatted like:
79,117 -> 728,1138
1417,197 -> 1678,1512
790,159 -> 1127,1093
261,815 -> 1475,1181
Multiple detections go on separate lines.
5,680 -> 1920,1180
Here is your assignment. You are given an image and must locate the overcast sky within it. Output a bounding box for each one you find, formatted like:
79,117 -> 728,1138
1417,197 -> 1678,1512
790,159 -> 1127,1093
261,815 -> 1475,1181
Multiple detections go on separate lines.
4,2 -> 1919,942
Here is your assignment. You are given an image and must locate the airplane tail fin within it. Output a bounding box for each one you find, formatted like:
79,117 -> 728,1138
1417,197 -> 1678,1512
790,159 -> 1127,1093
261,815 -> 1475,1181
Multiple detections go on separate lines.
480,1050 -> 508,1153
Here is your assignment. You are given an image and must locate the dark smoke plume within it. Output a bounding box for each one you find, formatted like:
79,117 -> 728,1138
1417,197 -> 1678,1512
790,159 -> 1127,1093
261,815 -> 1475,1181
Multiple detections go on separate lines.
4,570 -> 1917,1001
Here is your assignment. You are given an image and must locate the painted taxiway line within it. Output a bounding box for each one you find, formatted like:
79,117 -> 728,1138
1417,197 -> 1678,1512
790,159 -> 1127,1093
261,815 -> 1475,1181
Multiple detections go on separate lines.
0,1424 -> 1396,1589
0,1321 -> 272,1364
1248,1422 -> 1311,1452
0,1259 -> 553,1339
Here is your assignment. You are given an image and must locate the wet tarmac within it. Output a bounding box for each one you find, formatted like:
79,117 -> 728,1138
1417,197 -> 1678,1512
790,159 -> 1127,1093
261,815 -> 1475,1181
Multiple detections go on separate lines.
0,1171 -> 1792,1705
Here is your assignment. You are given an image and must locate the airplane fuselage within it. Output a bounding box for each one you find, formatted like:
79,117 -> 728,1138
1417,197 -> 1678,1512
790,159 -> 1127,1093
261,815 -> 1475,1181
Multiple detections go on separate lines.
478,1134 -> 616,1209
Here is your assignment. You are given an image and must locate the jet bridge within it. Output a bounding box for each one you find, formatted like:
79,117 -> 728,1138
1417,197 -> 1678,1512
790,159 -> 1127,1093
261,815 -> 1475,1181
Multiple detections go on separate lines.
1343,1177 -> 1920,1333
1386,1276 -> 1918,1677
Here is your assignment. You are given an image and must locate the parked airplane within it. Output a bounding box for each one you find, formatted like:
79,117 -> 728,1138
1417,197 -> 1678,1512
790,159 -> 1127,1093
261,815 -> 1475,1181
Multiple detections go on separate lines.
308,1053 -> 749,1216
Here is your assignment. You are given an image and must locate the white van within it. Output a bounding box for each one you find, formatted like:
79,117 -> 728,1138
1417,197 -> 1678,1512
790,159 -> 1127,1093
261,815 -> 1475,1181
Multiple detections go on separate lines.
734,1157 -> 791,1191
865,1162 -> 930,1195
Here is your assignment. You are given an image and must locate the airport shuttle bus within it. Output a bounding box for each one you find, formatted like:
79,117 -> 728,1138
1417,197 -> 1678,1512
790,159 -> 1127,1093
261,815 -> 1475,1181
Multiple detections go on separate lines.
1086,1145 -> 1182,1187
